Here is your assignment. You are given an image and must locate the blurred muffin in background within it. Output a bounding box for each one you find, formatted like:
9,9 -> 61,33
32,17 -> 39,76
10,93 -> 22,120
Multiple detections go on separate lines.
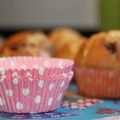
0,31 -> 52,57
74,30 -> 120,98
75,31 -> 120,70
49,27 -> 85,60
55,39 -> 85,60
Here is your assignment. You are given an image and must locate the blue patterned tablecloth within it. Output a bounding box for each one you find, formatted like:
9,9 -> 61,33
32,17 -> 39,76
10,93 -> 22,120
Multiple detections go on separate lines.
0,84 -> 120,120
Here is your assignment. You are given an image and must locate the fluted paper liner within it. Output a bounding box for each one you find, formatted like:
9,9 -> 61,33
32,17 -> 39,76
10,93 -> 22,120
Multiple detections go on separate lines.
74,65 -> 120,99
0,57 -> 74,113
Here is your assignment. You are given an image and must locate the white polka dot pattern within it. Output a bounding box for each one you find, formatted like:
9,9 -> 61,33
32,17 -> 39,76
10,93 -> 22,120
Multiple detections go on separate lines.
0,75 -> 6,82
68,71 -> 74,81
0,69 -> 5,74
38,80 -> 44,88
34,95 -> 41,104
12,78 -> 19,84
48,97 -> 53,106
22,88 -> 30,96
0,69 -> 73,113
0,69 -> 6,82
49,83 -> 54,90
28,77 -> 33,81
26,72 -> 32,77
0,57 -> 73,69
62,73 -> 67,78
0,57 -> 74,113
39,68 -> 45,75
0,98 -> 5,106
58,93 -> 62,101
12,71 -> 19,77
6,89 -> 13,97
16,102 -> 24,110
60,81 -> 65,88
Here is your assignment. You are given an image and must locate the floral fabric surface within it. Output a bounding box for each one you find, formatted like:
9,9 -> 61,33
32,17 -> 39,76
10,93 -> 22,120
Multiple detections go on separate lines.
0,84 -> 120,120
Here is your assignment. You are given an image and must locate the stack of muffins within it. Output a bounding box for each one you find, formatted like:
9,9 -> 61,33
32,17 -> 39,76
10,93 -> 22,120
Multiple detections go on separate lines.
0,28 -> 120,99
0,28 -> 85,60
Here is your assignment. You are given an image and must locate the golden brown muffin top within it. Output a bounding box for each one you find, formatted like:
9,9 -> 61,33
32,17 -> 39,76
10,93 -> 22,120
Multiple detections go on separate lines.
75,30 -> 120,71
1,31 -> 52,57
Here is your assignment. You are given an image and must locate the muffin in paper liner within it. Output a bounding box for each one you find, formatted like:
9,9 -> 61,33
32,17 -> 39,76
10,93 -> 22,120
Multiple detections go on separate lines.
0,57 -> 74,113
74,65 -> 120,99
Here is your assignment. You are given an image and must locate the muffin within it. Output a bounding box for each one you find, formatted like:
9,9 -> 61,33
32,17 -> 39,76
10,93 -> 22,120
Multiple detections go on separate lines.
74,31 -> 120,98
1,31 -> 52,57
49,27 -> 85,59
55,39 -> 84,60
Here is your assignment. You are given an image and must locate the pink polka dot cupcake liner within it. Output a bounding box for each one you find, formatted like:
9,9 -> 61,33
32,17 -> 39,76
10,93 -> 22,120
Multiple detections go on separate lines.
74,65 -> 120,99
0,57 -> 74,113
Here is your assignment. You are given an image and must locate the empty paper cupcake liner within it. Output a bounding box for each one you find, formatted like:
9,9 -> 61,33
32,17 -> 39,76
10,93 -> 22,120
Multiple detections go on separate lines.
74,65 -> 120,99
0,57 -> 73,71
0,57 -> 74,113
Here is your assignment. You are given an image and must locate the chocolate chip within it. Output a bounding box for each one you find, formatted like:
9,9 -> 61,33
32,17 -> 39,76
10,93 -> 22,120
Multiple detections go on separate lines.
104,42 -> 116,53
11,46 -> 18,51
